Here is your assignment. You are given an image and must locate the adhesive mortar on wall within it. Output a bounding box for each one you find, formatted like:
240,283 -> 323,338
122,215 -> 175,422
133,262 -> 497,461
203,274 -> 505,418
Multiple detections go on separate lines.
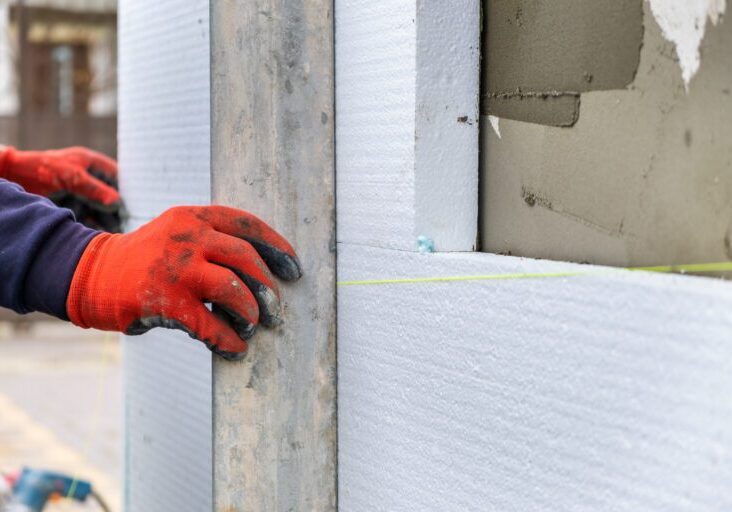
481,0 -> 732,272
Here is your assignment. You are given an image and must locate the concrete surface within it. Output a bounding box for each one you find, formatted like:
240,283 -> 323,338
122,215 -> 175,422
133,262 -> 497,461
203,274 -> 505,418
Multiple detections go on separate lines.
211,2 -> 337,509
0,321 -> 121,511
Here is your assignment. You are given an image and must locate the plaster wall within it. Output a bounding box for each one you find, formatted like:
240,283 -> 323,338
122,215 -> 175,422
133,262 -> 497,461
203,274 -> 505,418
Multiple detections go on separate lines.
118,1 -> 211,510
483,0 -> 643,127
481,0 -> 732,268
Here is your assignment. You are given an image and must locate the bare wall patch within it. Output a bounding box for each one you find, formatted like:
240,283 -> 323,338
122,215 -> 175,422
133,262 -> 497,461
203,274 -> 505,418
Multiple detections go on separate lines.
481,0 -> 644,126
647,0 -> 727,89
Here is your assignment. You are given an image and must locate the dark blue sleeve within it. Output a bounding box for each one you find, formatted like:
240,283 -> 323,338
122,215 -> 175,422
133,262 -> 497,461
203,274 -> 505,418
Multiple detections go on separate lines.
0,179 -> 98,319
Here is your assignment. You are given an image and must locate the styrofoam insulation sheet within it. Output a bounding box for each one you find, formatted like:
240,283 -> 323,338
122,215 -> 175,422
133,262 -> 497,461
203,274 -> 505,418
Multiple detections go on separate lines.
338,245 -> 732,510
335,0 -> 478,252
118,1 -> 211,510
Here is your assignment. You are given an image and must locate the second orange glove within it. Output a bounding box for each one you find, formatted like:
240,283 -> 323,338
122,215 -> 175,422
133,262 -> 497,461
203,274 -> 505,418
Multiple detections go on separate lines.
66,205 -> 301,360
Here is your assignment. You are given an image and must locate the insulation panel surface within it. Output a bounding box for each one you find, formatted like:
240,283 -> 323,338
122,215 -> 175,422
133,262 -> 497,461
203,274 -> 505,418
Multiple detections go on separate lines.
118,1 -> 211,510
338,245 -> 732,511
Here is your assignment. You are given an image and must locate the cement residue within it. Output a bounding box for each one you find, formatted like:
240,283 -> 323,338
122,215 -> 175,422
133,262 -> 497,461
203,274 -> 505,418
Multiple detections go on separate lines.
482,0 -> 644,126
481,1 -> 732,270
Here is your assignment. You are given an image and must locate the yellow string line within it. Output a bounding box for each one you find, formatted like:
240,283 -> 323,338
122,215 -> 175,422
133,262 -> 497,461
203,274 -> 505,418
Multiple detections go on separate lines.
337,261 -> 732,286
65,331 -> 114,502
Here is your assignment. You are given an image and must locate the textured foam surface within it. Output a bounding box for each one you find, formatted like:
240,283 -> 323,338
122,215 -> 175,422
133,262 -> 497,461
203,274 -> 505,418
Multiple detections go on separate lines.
118,1 -> 211,510
335,0 -> 417,250
338,245 -> 732,511
336,0 -> 479,252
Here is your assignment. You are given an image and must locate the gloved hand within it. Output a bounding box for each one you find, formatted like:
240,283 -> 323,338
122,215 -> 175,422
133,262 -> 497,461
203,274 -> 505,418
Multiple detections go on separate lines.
66,205 -> 301,360
56,194 -> 125,233
0,146 -> 123,232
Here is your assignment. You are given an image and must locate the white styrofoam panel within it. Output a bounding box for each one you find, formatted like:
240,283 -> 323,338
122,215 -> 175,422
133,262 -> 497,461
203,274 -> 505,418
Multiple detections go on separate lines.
414,0 -> 479,251
119,0 -> 210,222
335,0 -> 479,252
124,331 -> 212,511
338,244 -> 732,511
335,0 -> 417,251
118,1 -> 211,511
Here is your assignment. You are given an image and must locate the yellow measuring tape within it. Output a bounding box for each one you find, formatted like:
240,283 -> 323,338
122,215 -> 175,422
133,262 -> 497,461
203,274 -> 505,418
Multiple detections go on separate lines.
337,261 -> 732,286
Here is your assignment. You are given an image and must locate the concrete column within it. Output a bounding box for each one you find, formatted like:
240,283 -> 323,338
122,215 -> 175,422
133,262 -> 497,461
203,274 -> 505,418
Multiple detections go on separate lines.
210,1 -> 336,510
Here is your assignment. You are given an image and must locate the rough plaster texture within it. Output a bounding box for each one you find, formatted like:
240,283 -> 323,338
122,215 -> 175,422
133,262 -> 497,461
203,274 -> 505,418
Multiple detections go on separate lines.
211,1 -> 336,510
483,0 -> 643,126
338,245 -> 732,511
336,0 -> 478,252
482,2 -> 732,269
118,1 -> 211,511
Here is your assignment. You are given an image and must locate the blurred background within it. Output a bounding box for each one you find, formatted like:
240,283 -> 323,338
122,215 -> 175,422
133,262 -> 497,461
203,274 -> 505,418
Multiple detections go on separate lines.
0,0 -> 120,510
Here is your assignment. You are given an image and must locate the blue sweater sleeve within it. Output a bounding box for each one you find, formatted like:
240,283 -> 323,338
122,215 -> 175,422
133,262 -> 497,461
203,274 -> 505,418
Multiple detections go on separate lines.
0,179 -> 98,319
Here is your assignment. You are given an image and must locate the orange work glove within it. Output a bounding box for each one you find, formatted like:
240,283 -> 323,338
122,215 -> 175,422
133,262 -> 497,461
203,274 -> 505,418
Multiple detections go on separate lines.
66,205 -> 301,360
0,146 -> 120,209
55,194 -> 125,233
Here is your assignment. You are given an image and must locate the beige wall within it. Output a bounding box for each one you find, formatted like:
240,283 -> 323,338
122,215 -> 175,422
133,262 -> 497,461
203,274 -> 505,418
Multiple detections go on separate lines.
481,1 -> 732,269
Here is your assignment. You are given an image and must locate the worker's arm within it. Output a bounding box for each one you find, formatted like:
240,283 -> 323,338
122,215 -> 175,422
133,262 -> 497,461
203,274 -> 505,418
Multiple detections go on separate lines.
0,146 -> 122,232
0,180 -> 300,360
0,179 -> 98,318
